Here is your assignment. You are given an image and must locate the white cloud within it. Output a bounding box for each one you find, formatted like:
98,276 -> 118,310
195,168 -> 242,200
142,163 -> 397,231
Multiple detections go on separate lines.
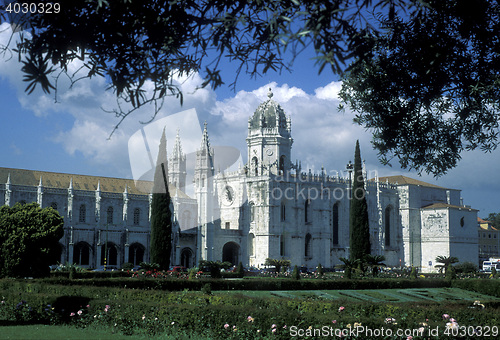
1,22 -> 498,213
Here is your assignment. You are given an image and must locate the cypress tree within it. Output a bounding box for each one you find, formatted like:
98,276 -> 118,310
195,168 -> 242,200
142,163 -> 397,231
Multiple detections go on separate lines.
149,128 -> 173,270
349,140 -> 371,261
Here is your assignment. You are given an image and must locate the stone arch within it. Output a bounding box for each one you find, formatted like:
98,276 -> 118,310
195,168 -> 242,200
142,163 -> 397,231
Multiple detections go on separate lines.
180,247 -> 194,268
101,242 -> 119,267
222,242 -> 240,265
129,243 -> 145,265
73,241 -> 91,266
305,199 -> 311,223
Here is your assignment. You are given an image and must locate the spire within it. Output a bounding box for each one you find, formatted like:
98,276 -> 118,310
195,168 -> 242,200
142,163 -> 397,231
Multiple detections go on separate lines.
153,127 -> 169,194
69,177 -> 73,190
96,180 -> 101,192
267,87 -> 273,99
200,121 -> 210,151
6,173 -> 11,185
38,175 -> 43,187
172,128 -> 183,159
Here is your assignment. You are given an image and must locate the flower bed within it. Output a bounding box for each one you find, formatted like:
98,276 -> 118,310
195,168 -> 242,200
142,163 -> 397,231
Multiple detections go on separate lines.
1,279 -> 499,339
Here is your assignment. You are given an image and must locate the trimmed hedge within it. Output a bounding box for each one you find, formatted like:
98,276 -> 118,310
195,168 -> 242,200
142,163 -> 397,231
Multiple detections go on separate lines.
38,277 -> 452,291
452,279 -> 500,298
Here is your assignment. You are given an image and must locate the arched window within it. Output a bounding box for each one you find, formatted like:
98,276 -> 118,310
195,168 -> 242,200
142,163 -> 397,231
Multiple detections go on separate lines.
305,199 -> 311,223
107,206 -> 114,224
79,204 -> 86,223
129,243 -> 145,265
280,201 -> 286,222
133,208 -> 141,225
248,233 -> 255,257
180,248 -> 194,268
279,155 -> 285,174
332,202 -> 339,245
305,233 -> 312,257
101,242 -> 118,266
251,157 -> 259,176
385,206 -> 391,247
73,242 -> 91,266
250,202 -> 255,222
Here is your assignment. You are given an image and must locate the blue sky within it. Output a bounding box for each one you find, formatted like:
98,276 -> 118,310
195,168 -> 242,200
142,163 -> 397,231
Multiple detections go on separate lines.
0,22 -> 498,217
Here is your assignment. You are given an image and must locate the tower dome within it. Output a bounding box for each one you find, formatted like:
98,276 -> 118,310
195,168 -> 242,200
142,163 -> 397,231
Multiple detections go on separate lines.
249,88 -> 288,130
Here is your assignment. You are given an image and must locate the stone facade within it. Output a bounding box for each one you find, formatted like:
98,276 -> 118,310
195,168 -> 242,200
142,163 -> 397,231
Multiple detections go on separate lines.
0,89 -> 479,272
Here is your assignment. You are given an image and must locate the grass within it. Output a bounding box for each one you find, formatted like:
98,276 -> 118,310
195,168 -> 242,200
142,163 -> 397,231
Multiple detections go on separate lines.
0,324 -> 137,339
217,287 -> 500,303
0,325 -> 207,340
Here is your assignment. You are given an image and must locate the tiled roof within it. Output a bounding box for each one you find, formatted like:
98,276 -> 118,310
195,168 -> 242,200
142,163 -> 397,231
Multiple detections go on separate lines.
376,175 -> 447,189
0,167 -> 190,198
421,202 -> 478,211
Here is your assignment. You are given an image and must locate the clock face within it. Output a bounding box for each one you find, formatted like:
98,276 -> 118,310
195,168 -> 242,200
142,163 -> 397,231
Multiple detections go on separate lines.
224,186 -> 235,204
266,148 -> 273,156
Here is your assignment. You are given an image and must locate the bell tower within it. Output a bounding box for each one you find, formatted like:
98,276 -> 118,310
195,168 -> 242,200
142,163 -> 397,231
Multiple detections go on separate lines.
169,129 -> 187,191
246,88 -> 293,176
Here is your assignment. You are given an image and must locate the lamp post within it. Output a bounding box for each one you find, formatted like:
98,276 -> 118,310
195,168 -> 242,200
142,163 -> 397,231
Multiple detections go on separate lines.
104,223 -> 109,270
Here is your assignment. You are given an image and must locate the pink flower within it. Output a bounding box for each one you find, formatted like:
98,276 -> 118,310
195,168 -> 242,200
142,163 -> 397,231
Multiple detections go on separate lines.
77,310 -> 83,315
70,312 -> 75,317
442,314 -> 450,320
272,324 -> 277,328
450,318 -> 456,322
407,337 -> 413,340
332,320 -> 337,324
283,325 -> 287,329
142,315 -> 146,320
272,328 -> 277,333
247,315 -> 254,322
338,306 -> 345,312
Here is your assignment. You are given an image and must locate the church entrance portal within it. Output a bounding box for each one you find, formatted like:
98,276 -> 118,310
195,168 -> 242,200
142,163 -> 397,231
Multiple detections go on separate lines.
180,248 -> 194,268
222,242 -> 240,265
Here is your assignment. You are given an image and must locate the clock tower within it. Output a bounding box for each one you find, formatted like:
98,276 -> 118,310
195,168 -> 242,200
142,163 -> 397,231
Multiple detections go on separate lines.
246,89 -> 293,177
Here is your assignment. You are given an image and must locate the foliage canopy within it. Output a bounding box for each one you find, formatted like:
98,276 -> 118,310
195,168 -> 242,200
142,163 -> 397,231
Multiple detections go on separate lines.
1,0 -> 499,175
0,202 -> 64,278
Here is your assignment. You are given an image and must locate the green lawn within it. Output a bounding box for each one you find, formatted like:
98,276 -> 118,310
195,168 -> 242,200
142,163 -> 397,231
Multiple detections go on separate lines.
0,325 -> 204,340
217,287 -> 500,303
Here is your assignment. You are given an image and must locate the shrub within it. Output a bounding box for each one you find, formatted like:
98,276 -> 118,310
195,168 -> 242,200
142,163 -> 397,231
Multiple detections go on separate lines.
291,265 -> 300,280
445,266 -> 457,280
454,261 -> 478,274
121,262 -> 134,270
410,267 -> 417,280
236,262 -> 244,278
317,263 -> 324,277
201,283 -> 212,295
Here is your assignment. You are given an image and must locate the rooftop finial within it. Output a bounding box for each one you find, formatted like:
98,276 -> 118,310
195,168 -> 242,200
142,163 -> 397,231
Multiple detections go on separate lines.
267,88 -> 273,99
